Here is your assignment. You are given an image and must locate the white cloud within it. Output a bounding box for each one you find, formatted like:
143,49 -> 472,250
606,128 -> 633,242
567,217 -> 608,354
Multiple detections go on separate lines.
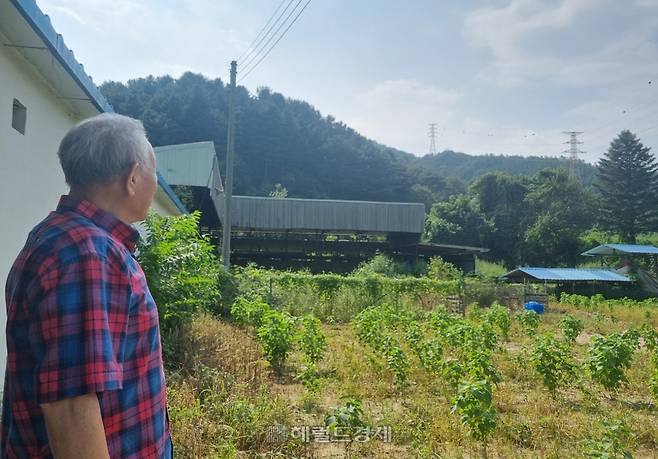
50,5 -> 87,25
39,0 -> 248,81
35,0 -> 657,160
463,0 -> 658,87
341,79 -> 569,157
341,79 -> 460,155
564,82 -> 658,158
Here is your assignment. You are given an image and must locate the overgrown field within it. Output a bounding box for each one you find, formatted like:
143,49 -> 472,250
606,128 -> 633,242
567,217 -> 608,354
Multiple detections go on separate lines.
138,212 -> 658,458
165,290 -> 658,459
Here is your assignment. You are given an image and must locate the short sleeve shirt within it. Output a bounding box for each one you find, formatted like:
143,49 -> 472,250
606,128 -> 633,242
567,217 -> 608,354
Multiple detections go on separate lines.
1,195 -> 172,458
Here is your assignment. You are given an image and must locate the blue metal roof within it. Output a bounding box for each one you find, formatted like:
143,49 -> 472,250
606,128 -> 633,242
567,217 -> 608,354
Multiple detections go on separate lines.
581,244 -> 658,256
503,267 -> 633,282
11,0 -> 114,113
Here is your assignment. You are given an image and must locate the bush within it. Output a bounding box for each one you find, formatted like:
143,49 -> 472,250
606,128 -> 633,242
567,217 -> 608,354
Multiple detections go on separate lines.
529,333 -> 577,394
230,295 -> 271,328
297,361 -> 320,393
475,258 -> 507,278
381,335 -> 411,389
298,314 -> 327,364
233,265 -> 460,323
451,379 -> 497,444
650,365 -> 658,404
352,253 -> 426,277
464,278 -> 502,308
558,314 -> 584,344
324,396 -> 366,436
517,310 -> 541,337
137,211 -> 221,334
427,256 -> 462,281
256,310 -> 297,372
486,304 -> 512,341
351,253 -> 399,277
583,418 -> 634,459
585,331 -> 638,391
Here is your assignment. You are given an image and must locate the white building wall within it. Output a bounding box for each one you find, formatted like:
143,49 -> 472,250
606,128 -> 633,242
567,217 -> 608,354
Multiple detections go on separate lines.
152,188 -> 183,217
0,35 -> 82,383
0,34 -> 182,386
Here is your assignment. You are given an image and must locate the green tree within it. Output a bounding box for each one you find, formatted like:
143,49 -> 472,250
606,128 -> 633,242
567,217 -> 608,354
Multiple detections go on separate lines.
426,256 -> 463,280
424,194 -> 492,247
470,173 -> 528,266
522,169 -> 594,265
595,130 -> 658,243
137,211 -> 221,333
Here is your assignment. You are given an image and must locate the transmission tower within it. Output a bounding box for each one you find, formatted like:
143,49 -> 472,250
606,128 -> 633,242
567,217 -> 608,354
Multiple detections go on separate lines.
428,123 -> 438,155
562,131 -> 585,177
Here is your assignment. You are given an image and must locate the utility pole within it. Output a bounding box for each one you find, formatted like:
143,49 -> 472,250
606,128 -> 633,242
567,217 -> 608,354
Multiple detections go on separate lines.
562,131 -> 585,178
428,123 -> 438,155
222,60 -> 237,270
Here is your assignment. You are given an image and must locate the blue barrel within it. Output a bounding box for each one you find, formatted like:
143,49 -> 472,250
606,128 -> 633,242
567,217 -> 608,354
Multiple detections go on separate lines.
523,301 -> 545,314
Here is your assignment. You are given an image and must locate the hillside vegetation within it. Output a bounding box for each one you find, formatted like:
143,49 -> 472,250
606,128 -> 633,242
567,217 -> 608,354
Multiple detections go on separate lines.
104,74 -> 658,270
100,73 -> 591,204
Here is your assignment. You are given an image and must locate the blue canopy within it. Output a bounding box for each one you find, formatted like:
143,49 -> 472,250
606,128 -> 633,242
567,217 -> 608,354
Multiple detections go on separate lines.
582,244 -> 658,257
503,267 -> 632,282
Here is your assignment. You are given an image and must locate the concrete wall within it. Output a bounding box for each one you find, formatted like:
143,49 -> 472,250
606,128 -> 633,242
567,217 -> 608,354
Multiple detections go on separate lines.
0,33 -> 80,383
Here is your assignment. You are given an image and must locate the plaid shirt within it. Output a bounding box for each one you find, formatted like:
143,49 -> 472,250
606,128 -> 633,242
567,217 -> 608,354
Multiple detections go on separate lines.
1,195 -> 172,458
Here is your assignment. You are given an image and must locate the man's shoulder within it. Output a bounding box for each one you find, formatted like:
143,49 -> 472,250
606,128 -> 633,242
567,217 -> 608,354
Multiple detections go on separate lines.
24,210 -> 127,270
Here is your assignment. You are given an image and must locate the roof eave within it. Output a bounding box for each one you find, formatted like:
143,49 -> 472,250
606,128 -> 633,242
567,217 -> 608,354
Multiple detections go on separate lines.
10,0 -> 114,113
157,172 -> 188,214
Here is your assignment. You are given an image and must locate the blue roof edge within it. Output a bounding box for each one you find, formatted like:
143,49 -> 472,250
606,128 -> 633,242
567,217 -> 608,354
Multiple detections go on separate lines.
581,243 -> 658,256
12,0 -> 187,214
157,172 -> 188,214
11,0 -> 114,113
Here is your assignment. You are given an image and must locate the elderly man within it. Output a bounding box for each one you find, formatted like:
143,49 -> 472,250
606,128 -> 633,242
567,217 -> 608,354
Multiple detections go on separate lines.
1,113 -> 173,458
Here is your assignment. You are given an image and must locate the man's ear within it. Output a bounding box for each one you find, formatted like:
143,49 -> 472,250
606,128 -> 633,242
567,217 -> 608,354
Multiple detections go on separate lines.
123,162 -> 140,197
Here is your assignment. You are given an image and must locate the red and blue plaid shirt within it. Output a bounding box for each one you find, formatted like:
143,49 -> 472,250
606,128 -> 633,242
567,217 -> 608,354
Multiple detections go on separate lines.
1,195 -> 172,458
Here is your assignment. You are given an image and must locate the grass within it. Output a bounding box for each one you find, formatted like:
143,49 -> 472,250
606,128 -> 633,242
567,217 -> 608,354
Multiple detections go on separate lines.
166,300 -> 658,458
475,258 -> 508,279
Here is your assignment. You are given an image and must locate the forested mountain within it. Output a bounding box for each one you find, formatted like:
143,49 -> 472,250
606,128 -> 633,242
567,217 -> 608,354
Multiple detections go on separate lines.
101,73 -> 658,267
419,150 -> 594,185
101,73 -> 450,204
100,72 -> 592,206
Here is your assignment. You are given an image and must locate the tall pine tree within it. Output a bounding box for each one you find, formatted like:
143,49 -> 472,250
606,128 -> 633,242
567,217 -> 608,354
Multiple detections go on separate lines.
595,130 -> 658,242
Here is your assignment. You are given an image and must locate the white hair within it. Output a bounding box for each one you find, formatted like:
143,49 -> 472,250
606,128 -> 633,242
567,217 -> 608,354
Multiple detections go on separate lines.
57,113 -> 153,189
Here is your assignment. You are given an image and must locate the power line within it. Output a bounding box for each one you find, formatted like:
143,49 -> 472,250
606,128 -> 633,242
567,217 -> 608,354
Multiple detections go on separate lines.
238,0 -> 294,65
239,0 -> 309,80
428,123 -> 437,155
239,0 -> 312,82
239,0 -> 303,72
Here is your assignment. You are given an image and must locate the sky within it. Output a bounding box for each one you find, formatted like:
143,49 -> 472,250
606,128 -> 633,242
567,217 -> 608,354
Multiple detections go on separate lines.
37,0 -> 658,162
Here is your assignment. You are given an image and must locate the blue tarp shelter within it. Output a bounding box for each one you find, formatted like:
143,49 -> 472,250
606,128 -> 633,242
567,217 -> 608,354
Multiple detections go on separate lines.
503,267 -> 633,283
581,244 -> 658,257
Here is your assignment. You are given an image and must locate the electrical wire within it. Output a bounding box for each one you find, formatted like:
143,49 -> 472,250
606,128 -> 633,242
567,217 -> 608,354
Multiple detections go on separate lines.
238,0 -> 313,82
239,0 -> 300,71
237,0 -> 294,64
